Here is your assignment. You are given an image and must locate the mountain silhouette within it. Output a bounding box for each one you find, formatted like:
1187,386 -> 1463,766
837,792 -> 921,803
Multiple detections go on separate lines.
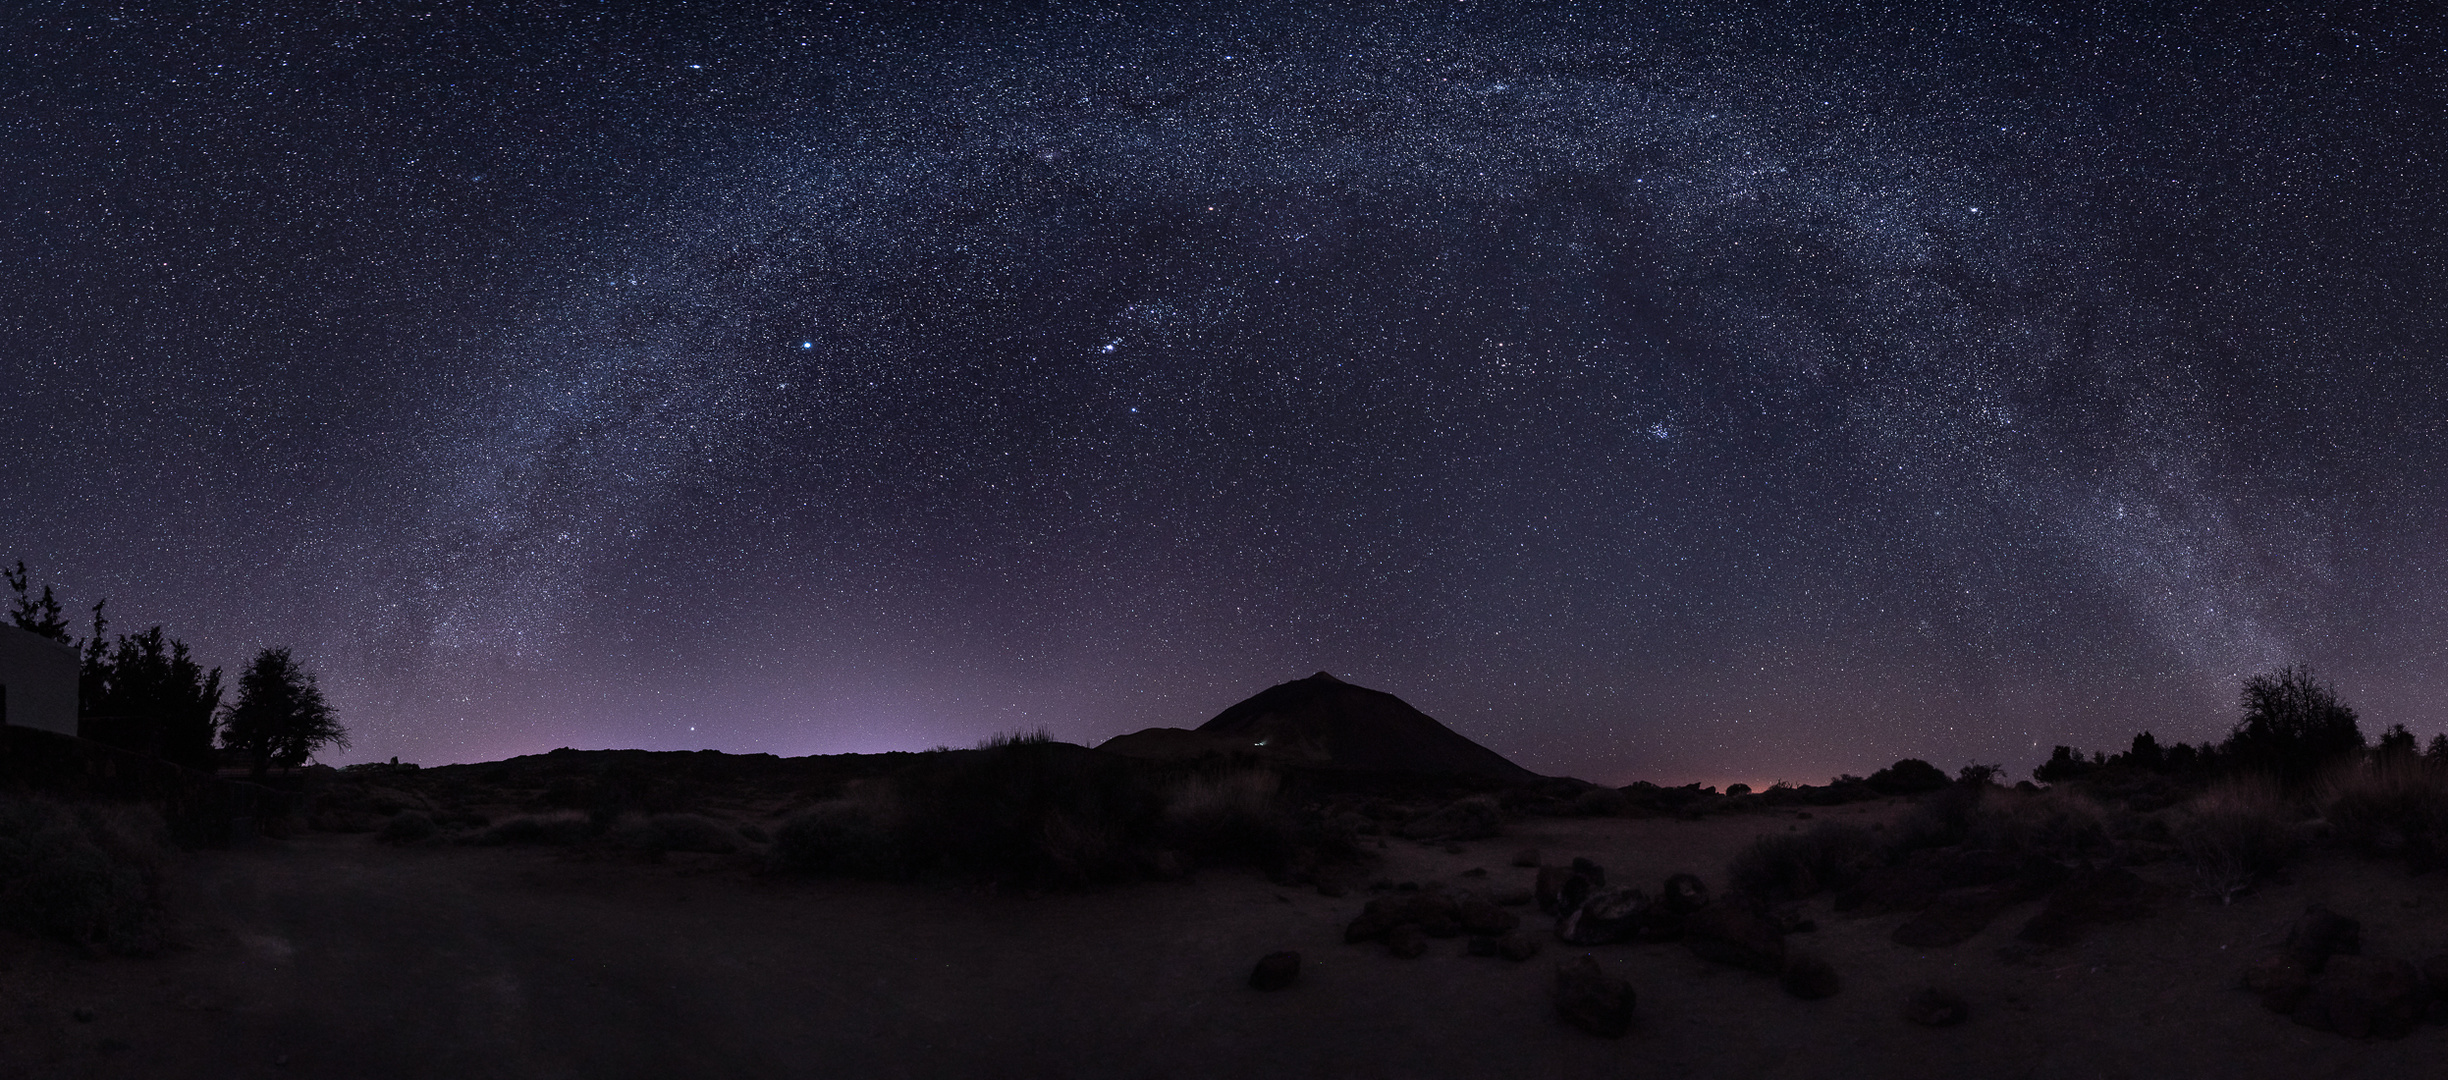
1100,672 -> 1539,781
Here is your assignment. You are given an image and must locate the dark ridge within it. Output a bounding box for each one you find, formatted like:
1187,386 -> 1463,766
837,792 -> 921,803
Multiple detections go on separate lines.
1187,672 -> 1541,782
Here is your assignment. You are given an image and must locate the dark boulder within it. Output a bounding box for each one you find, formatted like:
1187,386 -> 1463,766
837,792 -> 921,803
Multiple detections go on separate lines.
1780,952 -> 1841,999
1538,858 -> 1606,916
1661,873 -> 1710,915
1512,848 -> 1543,868
1903,986 -> 1969,1027
2284,905 -> 2362,971
1556,887 -> 1648,946
1248,951 -> 1300,991
1346,892 -> 1462,944
2244,953 -> 2315,1014
1554,955 -> 1636,1037
1467,934 -> 1502,956
1683,906 -> 1786,973
2420,953 -> 2448,998
2292,956 -> 2424,1038
1459,895 -> 1521,935
1499,932 -> 1542,962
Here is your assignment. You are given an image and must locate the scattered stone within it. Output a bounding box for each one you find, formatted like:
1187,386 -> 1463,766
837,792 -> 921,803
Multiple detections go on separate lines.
2244,953 -> 2314,1014
1892,887 -> 2012,948
1401,795 -> 1504,841
1538,858 -> 1607,917
1385,924 -> 1429,958
2016,866 -> 2152,947
1460,895 -> 1521,935
2285,905 -> 2363,971
1903,986 -> 1969,1027
1557,887 -> 1649,946
1499,932 -> 1542,962
1512,848 -> 1543,868
1684,906 -> 1787,973
1346,893 -> 1463,944
2292,956 -> 2424,1038
1249,951 -> 1301,991
1555,955 -> 1636,1037
1780,953 -> 1841,1000
1767,906 -> 1816,934
1661,873 -> 1710,915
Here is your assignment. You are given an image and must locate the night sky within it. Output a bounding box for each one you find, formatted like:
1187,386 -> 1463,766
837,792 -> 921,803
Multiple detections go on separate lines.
7,3 -> 2444,785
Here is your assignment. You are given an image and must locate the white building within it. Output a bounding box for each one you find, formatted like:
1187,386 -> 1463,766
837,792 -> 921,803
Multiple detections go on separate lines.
0,624 -> 79,736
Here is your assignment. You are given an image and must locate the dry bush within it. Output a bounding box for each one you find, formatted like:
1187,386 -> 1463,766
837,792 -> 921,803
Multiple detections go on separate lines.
474,812 -> 593,846
377,811 -> 439,845
2316,755 -> 2448,859
770,781 -> 906,877
1966,786 -> 2114,861
1161,768 -> 1294,866
2175,775 -> 2300,902
610,812 -> 743,855
1726,821 -> 1883,902
0,794 -> 172,954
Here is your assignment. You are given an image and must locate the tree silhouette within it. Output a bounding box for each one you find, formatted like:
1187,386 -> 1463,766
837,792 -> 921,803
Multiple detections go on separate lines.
4,560 -> 73,643
85,627 -> 224,768
220,647 -> 347,778
2221,665 -> 2363,787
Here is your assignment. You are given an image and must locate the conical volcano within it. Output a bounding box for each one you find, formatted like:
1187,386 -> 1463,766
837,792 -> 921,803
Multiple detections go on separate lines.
1179,672 -> 1540,780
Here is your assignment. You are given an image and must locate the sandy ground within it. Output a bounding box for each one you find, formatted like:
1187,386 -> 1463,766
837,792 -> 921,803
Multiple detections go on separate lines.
8,802 -> 2448,1079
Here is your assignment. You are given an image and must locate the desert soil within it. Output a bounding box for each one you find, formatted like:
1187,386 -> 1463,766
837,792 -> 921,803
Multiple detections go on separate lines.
7,801 -> 2448,1079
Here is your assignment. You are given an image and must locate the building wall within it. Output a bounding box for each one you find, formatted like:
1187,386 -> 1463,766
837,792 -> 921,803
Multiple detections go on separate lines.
0,625 -> 80,736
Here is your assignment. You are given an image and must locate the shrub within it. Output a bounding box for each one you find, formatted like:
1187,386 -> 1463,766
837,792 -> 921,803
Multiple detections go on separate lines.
2318,755 -> 2448,863
610,812 -> 742,855
0,794 -> 171,954
770,793 -> 906,877
378,811 -> 438,844
2174,775 -> 2300,902
475,812 -> 592,846
1964,787 -> 2113,861
1567,786 -> 1631,817
1726,821 -> 1883,902
1866,759 -> 1949,795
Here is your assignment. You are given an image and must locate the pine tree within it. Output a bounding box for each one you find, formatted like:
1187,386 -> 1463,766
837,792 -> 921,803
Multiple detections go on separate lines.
220,648 -> 347,778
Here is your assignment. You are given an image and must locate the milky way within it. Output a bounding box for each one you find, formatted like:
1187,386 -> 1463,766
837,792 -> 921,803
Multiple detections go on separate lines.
6,3 -> 2443,783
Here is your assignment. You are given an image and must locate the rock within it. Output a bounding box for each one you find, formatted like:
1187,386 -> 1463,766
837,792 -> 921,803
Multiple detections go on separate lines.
1249,951 -> 1300,990
2293,956 -> 2424,1038
1780,953 -> 1841,1000
1385,924 -> 1429,958
72,1008 -> 95,1023
2015,866 -> 2152,947
1462,867 -> 1488,878
1556,887 -> 1649,946
1554,955 -> 1636,1037
1892,887 -> 2012,948
1536,866 -> 1572,914
1499,932 -> 1542,962
1512,848 -> 1543,868
1661,873 -> 1710,915
2420,953 -> 2448,998
2245,953 -> 2314,1014
1495,888 -> 1534,907
1468,934 -> 1502,956
1633,908 -> 1686,942
1903,986 -> 1969,1027
1571,856 -> 1607,884
1538,858 -> 1607,916
1347,893 -> 1463,944
1460,895 -> 1521,935
1315,881 -> 1348,898
1684,906 -> 1786,973
2285,905 -> 2362,971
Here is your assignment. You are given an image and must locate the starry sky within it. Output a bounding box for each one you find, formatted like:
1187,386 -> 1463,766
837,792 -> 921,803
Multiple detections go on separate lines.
6,2 -> 2445,785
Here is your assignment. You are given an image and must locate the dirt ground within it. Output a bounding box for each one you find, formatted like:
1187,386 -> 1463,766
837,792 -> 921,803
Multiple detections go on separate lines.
8,802 -> 2448,1079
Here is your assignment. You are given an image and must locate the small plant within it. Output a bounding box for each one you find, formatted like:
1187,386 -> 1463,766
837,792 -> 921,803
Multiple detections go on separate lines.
1725,821 -> 1883,902
610,813 -> 742,855
2317,754 -> 2448,864
474,812 -> 592,846
378,811 -> 438,844
1162,768 -> 1292,865
770,790 -> 905,877
1965,786 -> 2113,861
2174,775 -> 2299,902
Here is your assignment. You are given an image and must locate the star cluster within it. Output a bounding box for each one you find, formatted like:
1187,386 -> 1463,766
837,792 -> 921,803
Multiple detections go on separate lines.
5,3 -> 2443,783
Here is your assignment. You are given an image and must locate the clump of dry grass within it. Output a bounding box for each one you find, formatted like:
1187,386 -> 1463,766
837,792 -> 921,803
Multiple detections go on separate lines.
2317,755 -> 2448,866
1726,821 -> 1884,902
1160,768 -> 1293,866
1965,786 -> 2115,861
610,812 -> 744,855
2174,775 -> 2301,902
0,794 -> 172,954
474,811 -> 592,847
769,779 -> 906,877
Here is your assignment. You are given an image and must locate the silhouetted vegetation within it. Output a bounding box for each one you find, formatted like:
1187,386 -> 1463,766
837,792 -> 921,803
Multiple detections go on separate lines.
83,625 -> 224,769
2225,665 -> 2363,788
220,647 -> 347,778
